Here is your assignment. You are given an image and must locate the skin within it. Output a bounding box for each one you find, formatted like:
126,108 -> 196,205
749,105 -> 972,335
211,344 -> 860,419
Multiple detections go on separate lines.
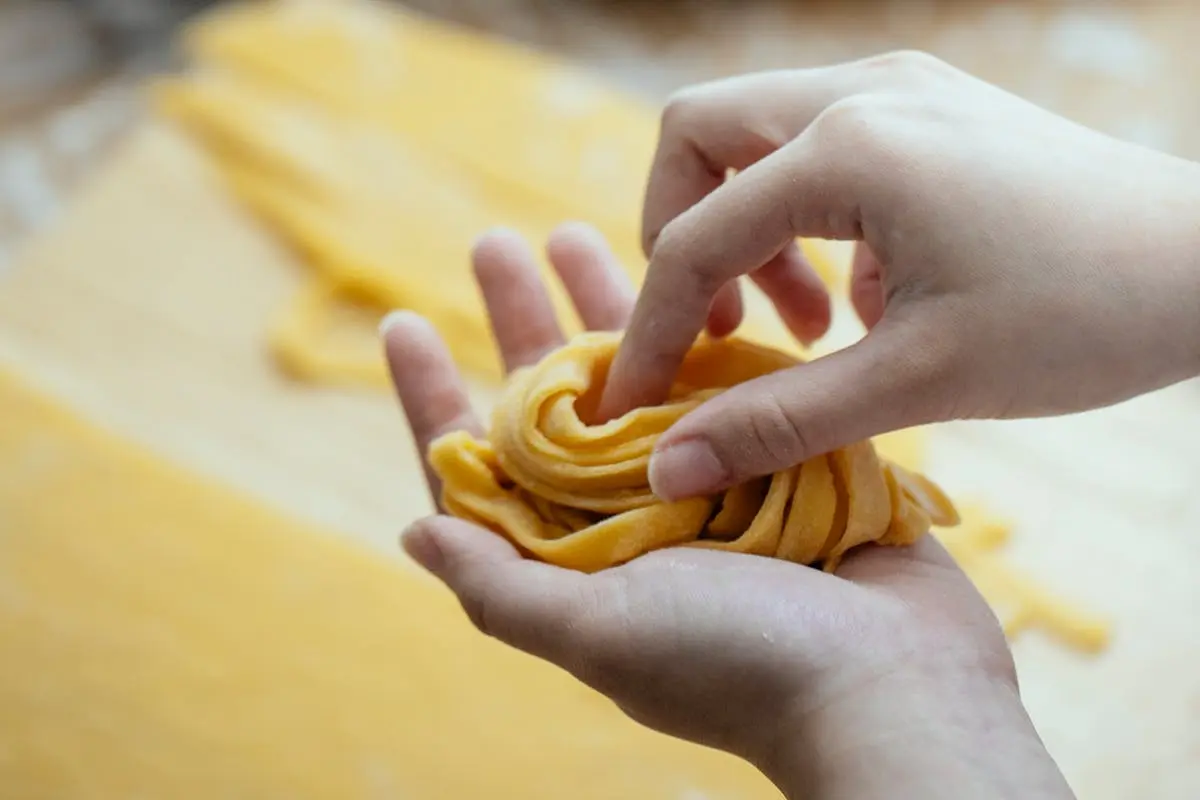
382,223 -> 1075,799
597,52 -> 1200,502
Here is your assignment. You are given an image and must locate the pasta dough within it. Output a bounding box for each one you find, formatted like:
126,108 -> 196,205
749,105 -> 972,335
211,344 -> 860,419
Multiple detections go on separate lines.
432,331 -> 959,572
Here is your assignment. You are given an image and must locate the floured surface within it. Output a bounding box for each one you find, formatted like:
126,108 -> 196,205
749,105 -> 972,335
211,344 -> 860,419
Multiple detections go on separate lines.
0,126 -> 1198,797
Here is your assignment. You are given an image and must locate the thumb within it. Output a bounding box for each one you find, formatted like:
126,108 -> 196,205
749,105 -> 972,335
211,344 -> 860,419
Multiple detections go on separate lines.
401,516 -> 595,665
648,319 -> 953,500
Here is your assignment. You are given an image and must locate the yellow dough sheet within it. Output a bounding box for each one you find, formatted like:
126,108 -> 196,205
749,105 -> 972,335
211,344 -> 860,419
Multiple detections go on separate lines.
0,365 -> 779,799
153,0 -> 844,388
433,332 -> 958,572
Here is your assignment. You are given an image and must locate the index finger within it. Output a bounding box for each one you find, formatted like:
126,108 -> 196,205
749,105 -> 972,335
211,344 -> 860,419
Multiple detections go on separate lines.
606,69 -> 912,420
602,130 -> 861,418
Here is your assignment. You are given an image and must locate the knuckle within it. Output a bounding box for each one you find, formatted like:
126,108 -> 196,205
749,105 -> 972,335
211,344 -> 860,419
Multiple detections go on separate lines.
779,187 -> 816,242
660,85 -> 708,132
652,220 -> 722,296
457,589 -> 497,639
650,217 -> 685,259
810,94 -> 922,184
809,96 -> 894,179
732,388 -> 815,474
449,567 -> 515,643
811,95 -> 883,148
860,49 -> 949,82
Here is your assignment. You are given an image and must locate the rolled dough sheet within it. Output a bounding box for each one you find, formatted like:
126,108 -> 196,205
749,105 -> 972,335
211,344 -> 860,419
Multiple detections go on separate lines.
0,363 -> 774,799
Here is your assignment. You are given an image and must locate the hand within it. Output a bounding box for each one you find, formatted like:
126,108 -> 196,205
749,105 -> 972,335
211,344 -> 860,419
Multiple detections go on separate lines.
382,224 -> 1073,799
600,52 -> 1200,501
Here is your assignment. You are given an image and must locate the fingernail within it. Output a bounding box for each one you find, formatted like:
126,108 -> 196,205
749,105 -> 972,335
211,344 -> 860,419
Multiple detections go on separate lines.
648,439 -> 728,501
401,523 -> 445,575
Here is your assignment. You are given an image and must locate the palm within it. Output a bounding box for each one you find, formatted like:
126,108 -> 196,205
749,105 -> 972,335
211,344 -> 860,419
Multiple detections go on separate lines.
382,224 -> 1010,764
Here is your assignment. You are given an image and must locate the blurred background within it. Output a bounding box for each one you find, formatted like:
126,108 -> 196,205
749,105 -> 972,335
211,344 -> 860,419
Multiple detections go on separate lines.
2,2 -> 1199,797
1,0 -> 1197,261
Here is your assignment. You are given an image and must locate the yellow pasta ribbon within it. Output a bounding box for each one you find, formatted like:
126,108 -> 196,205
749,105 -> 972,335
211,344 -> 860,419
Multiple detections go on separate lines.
431,332 -> 959,572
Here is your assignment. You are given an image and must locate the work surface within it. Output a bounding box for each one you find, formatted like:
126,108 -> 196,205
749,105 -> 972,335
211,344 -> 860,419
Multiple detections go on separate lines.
1,122 -> 1199,796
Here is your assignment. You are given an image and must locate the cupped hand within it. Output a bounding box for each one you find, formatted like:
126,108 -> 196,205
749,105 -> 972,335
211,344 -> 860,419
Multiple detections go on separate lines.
600,52 -> 1200,501
382,224 -> 1068,797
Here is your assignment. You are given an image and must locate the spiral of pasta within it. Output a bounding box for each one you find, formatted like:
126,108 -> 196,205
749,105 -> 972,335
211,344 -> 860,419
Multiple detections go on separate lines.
430,332 -> 960,573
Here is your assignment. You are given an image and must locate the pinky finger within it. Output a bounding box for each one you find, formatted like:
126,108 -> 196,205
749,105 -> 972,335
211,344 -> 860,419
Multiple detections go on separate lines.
382,311 -> 483,504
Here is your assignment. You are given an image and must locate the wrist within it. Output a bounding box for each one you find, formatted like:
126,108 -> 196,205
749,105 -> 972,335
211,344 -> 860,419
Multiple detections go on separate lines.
754,667 -> 1075,800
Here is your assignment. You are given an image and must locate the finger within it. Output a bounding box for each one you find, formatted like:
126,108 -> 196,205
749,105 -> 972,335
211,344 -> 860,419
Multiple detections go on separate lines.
609,55 -> 955,417
643,53 -> 948,255
602,128 -> 861,419
544,222 -> 744,340
707,247 -> 835,343
382,311 -> 482,503
473,228 -> 565,372
850,241 -> 885,330
644,70 -> 847,256
545,222 -> 635,331
402,515 -> 595,666
706,281 -> 743,338
647,313 -> 952,500
750,242 -> 832,345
